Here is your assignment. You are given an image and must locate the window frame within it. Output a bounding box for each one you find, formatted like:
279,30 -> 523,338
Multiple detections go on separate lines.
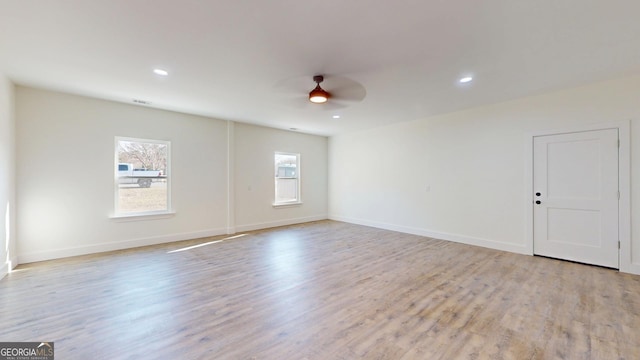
112,136 -> 173,219
273,151 -> 302,207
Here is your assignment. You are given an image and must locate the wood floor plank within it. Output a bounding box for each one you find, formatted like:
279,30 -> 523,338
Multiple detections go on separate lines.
1,220 -> 639,359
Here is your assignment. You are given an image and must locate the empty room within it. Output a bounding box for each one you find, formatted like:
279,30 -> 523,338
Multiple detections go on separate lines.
1,1 -> 639,359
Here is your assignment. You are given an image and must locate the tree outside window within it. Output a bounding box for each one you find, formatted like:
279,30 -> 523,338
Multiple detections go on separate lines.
115,137 -> 170,215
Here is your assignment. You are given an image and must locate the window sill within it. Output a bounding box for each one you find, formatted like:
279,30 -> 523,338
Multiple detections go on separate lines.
110,211 -> 176,222
272,201 -> 303,208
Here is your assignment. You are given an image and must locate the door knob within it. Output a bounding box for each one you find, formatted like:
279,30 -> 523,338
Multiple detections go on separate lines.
535,192 -> 541,196
535,200 -> 541,204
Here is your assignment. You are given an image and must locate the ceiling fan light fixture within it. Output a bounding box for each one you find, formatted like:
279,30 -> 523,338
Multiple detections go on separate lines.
309,75 -> 330,103
309,85 -> 329,103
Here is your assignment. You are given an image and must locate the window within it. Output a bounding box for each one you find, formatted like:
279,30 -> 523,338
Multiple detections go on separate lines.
274,152 -> 300,205
115,137 -> 171,216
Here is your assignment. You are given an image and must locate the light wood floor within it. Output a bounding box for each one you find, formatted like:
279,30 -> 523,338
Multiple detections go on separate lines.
1,221 -> 639,359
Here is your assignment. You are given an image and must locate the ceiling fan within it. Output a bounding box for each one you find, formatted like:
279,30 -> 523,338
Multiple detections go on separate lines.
274,74 -> 366,110
309,75 -> 330,104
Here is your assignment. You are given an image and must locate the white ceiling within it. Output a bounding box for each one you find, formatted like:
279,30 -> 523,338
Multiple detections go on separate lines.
1,0 -> 639,136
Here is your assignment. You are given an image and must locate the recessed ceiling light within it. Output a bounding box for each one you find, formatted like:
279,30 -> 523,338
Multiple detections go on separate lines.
153,68 -> 169,76
332,115 -> 341,119
459,76 -> 473,83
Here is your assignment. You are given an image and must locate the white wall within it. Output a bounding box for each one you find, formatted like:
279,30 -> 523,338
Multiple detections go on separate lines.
15,87 -> 329,263
234,123 -> 328,231
16,87 -> 230,262
0,73 -> 16,279
16,87 -> 227,263
329,75 -> 640,273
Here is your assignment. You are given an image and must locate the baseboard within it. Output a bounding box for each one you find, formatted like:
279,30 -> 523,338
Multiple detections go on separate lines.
329,215 -> 529,255
0,256 -> 17,280
17,227 -> 228,264
620,261 -> 640,275
235,214 -> 328,233
0,261 -> 7,280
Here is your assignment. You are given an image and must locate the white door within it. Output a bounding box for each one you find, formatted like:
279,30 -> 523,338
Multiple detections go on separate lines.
533,129 -> 619,268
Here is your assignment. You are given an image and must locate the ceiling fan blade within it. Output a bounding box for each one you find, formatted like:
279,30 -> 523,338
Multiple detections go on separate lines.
329,83 -> 366,102
311,101 -> 349,111
325,98 -> 356,109
322,76 -> 366,103
273,76 -> 312,96
278,95 -> 315,109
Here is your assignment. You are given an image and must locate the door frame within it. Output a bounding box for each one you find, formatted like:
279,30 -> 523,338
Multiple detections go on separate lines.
524,120 -> 634,274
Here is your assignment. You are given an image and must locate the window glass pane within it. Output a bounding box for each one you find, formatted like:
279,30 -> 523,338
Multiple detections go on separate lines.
275,153 -> 299,203
116,139 -> 169,214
